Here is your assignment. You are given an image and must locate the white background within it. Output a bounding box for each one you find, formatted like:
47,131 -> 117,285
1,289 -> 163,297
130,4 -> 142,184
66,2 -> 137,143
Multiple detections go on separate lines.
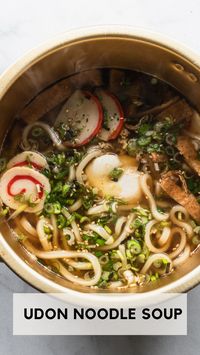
1,0 -> 200,74
0,0 -> 200,353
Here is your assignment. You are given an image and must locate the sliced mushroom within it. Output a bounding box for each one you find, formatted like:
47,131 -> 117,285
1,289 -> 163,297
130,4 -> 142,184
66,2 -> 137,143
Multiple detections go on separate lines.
7,151 -> 48,170
0,166 -> 50,213
160,171 -> 200,223
177,135 -> 200,176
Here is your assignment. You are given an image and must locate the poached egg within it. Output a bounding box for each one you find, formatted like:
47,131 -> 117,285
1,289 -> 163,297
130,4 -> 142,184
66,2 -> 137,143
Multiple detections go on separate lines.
85,153 -> 142,204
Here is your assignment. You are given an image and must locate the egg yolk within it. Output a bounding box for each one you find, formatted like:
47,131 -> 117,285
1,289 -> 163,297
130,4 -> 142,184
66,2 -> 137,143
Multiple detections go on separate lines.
85,154 -> 142,204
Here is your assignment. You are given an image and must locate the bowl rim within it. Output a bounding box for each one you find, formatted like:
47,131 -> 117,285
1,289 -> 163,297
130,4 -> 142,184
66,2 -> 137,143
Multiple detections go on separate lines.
0,25 -> 200,306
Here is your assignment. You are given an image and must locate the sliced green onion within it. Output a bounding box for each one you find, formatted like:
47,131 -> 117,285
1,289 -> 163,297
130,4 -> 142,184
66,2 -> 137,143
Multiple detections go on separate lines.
110,250 -> 120,259
95,251 -> 103,257
112,272 -> 119,281
159,221 -> 171,228
14,193 -> 25,203
17,233 -> 27,241
194,226 -> 200,235
174,152 -> 183,163
43,224 -> 52,235
138,123 -> 151,135
192,235 -> 200,245
53,202 -> 61,214
126,138 -> 138,157
126,250 -> 132,259
96,238 -> 106,246
99,255 -> 109,265
80,216 -> 90,224
137,136 -> 151,147
127,240 -> 142,254
153,260 -> 162,268
137,253 -> 146,264
113,261 -> 122,271
101,271 -> 110,281
0,207 -> 9,217
165,133 -> 176,145
73,212 -> 82,220
165,146 -> 175,156
57,214 -> 66,229
44,203 -> 54,214
31,127 -> 43,137
109,167 -> 123,182
132,206 -> 150,217
102,271 -> 110,281
62,184 -> 71,195
66,199 -> 75,206
104,225 -> 112,234
132,244 -> 142,255
162,258 -> 169,265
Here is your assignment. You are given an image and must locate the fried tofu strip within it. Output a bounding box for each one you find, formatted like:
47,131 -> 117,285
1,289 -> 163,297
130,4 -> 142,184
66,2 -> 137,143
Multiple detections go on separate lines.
130,96 -> 180,122
160,171 -> 200,223
155,99 -> 193,124
20,78 -> 74,123
126,98 -> 190,131
20,70 -> 102,123
177,135 -> 200,176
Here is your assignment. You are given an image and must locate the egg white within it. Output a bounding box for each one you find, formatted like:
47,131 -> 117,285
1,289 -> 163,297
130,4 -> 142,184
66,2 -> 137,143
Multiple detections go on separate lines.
85,153 -> 142,204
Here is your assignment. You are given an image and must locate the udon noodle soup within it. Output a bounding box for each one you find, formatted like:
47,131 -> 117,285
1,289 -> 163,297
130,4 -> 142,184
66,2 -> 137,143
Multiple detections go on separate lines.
0,68 -> 200,289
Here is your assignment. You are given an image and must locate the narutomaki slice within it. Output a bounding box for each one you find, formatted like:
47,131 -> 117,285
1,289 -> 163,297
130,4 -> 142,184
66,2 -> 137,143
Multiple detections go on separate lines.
95,89 -> 124,141
55,90 -> 103,147
7,151 -> 47,170
0,166 -> 50,213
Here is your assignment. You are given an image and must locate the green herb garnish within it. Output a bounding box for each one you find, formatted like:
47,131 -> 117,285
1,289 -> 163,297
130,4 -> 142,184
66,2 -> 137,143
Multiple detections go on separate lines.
109,167 -> 123,181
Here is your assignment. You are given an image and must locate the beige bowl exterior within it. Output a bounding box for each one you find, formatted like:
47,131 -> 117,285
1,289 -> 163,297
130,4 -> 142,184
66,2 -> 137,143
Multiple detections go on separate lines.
0,26 -> 200,307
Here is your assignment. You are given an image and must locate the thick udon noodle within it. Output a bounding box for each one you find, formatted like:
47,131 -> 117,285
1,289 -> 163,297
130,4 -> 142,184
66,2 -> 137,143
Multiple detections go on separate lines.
10,164 -> 194,287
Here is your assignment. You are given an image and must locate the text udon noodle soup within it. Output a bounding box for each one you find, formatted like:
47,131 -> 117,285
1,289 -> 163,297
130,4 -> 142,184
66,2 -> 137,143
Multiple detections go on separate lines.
0,69 -> 200,289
